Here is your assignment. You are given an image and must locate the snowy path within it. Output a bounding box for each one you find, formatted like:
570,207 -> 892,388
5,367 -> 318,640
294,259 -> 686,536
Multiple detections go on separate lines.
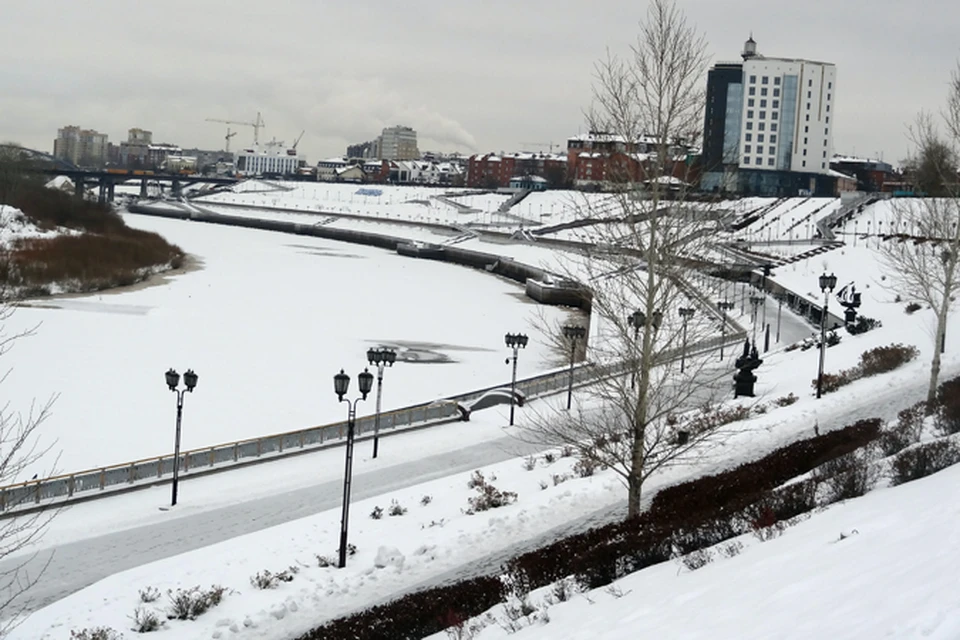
2,434 -> 546,615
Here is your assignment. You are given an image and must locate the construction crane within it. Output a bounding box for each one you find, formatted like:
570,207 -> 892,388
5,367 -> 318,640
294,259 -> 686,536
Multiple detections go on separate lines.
520,141 -> 558,153
206,112 -> 265,146
292,130 -> 305,150
224,127 -> 237,153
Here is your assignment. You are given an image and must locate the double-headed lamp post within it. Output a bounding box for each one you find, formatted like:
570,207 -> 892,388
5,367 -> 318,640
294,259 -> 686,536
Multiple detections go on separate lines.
366,347 -> 397,459
816,272 -> 838,399
717,300 -> 735,360
333,367 -> 374,568
562,325 -> 586,410
678,307 -> 696,373
165,368 -> 198,508
504,333 -> 528,426
628,309 -> 663,388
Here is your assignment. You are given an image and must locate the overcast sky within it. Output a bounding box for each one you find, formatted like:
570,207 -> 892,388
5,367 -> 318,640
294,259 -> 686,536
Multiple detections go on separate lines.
2,1 -> 957,164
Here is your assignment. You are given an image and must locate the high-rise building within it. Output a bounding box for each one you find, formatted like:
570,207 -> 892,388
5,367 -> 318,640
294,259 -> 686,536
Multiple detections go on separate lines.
54,125 -> 109,167
377,125 -> 419,160
701,37 -> 838,196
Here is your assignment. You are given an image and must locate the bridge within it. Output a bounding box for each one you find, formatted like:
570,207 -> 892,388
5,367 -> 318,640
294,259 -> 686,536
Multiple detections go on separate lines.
1,143 -> 237,202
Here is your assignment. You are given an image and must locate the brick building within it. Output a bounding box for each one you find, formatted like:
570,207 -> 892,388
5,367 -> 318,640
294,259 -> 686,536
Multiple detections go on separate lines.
465,152 -> 567,188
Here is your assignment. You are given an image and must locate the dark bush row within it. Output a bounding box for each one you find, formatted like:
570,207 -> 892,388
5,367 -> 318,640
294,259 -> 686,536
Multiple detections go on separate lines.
6,182 -> 127,234
300,418 -> 882,640
935,375 -> 960,436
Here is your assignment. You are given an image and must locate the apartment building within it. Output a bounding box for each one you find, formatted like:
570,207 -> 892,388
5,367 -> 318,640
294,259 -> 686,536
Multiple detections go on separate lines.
54,125 -> 109,167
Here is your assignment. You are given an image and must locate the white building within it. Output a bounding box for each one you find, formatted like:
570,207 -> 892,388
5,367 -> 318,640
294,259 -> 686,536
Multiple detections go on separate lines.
701,37 -> 838,196
378,125 -> 419,160
738,54 -> 837,174
235,141 -> 303,177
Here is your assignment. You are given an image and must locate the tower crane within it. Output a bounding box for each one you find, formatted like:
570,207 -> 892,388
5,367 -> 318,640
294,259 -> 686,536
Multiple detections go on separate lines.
224,127 -> 237,153
205,111 -> 265,146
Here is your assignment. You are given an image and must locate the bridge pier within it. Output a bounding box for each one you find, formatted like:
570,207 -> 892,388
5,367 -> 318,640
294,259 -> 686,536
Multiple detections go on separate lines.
97,180 -> 107,204
74,177 -> 85,199
172,179 -> 182,199
140,178 -> 148,199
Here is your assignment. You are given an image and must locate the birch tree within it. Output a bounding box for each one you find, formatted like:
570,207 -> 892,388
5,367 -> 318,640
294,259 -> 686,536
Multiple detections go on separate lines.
526,0 -> 738,517
880,69 -> 960,409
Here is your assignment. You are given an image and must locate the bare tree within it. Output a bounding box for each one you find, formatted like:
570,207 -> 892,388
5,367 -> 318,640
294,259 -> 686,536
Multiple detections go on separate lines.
525,0 -> 740,517
0,235 -> 58,635
880,66 -> 960,411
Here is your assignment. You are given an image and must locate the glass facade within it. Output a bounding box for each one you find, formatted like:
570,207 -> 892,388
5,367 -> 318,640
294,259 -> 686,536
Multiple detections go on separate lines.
777,75 -> 798,170
722,83 -> 743,163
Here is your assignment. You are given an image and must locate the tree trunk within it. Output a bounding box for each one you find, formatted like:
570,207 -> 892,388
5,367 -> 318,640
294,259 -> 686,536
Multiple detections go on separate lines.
928,283 -> 952,411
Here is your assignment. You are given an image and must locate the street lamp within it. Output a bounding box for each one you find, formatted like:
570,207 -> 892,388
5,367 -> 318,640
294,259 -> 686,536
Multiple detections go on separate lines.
717,300 -> 735,360
333,367 -> 374,568
366,347 -> 397,459
749,294 -> 764,343
678,307 -> 696,373
628,308 -> 662,388
504,333 -> 529,426
562,325 -> 586,410
816,272 -> 838,399
165,368 -> 198,508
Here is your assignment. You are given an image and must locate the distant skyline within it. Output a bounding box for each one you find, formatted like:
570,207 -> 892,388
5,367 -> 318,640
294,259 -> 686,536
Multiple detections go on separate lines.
2,1 -> 957,165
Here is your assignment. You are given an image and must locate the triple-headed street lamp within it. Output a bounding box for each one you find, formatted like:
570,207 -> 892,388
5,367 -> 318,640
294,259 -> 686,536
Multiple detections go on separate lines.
628,308 -> 662,388
678,307 -> 696,373
717,300 -> 735,360
366,347 -> 397,459
333,367 -> 374,568
165,368 -> 198,508
504,333 -> 528,426
816,272 -> 838,399
562,325 -> 586,410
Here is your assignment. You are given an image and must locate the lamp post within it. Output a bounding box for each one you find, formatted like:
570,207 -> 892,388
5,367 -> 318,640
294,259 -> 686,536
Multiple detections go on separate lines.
776,295 -> 784,343
717,300 -> 734,360
816,272 -> 838,399
749,294 -> 764,343
504,333 -> 528,425
678,307 -> 696,373
366,347 -> 397,459
562,325 -> 586,410
165,368 -> 198,508
628,308 -> 662,388
333,367 -> 374,568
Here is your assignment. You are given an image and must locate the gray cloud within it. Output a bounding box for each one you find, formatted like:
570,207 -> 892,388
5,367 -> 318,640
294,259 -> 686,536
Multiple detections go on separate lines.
1,1 -> 956,164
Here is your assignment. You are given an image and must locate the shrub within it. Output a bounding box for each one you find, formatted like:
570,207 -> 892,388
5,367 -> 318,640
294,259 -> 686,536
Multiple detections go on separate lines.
70,629 -> 123,640
131,605 -> 162,633
680,548 -> 714,571
825,330 -> 842,347
877,423 -> 916,457
522,455 -> 537,471
542,452 -> 556,465
935,376 -> 960,436
816,450 -> 877,502
573,457 -> 598,478
846,316 -> 882,335
466,479 -> 517,514
466,470 -> 485,489
388,499 -> 408,516
905,302 -> 922,314
420,494 -> 433,506
370,505 -> 383,520
166,585 -> 226,620
250,567 -> 297,589
775,393 -> 798,407
890,440 -> 960,486
812,371 -> 856,395
138,586 -> 160,603
560,445 -> 575,457
858,344 -> 919,377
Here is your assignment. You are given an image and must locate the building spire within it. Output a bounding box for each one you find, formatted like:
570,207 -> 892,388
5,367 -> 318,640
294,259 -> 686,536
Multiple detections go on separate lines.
742,34 -> 758,60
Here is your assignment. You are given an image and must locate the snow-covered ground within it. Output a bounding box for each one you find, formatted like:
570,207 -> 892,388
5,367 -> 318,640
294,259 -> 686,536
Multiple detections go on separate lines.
8,191 -> 960,638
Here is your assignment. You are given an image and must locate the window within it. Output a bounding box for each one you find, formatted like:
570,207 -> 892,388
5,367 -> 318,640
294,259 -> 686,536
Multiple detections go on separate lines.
749,86 -> 756,96
745,133 -> 752,141
761,87 -> 768,96
822,162 -> 826,169
825,128 -> 829,135
747,110 -> 754,119
773,88 -> 780,97
768,157 -> 775,166
746,121 -> 753,130
804,126 -> 809,133
826,116 -> 830,124
808,79 -> 812,87
823,139 -> 828,147
770,135 -> 777,143
804,137 -> 808,144
772,100 -> 779,108
807,91 -> 812,99
806,102 -> 811,110
750,75 -> 757,84
828,81 -> 832,89
744,144 -> 752,153
827,93 -> 831,101
826,104 -> 830,112
775,77 -> 781,85
771,124 -> 778,132
823,151 -> 827,158
760,99 -> 767,108
762,76 -> 769,85
806,114 -> 810,121
748,98 -> 755,107
758,122 -> 765,131
757,134 -> 765,143
769,146 -> 776,155
772,112 -> 778,120
803,149 -> 807,156
759,111 -> 766,120
802,160 -> 807,167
